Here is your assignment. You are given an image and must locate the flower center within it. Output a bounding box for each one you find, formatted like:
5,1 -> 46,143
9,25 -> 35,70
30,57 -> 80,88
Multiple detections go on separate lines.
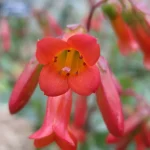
53,50 -> 86,76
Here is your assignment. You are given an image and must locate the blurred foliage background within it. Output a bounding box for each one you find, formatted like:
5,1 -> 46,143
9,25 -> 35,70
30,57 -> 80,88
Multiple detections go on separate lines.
0,0 -> 150,150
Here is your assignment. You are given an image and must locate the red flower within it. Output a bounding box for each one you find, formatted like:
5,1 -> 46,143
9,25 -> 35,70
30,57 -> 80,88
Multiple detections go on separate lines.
36,33 -> 100,96
33,9 -> 62,36
131,23 -> 150,69
111,14 -> 138,55
102,4 -> 138,55
106,108 -> 150,149
9,56 -> 42,114
96,56 -> 124,136
30,90 -> 77,149
123,9 -> 150,69
0,17 -> 11,51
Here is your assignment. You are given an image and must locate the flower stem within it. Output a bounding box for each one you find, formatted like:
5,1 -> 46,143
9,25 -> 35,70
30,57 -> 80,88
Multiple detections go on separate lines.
86,0 -> 107,32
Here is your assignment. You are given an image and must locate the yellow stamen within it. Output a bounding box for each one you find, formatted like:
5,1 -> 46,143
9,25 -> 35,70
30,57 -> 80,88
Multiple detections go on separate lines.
65,50 -> 76,70
54,49 -> 86,76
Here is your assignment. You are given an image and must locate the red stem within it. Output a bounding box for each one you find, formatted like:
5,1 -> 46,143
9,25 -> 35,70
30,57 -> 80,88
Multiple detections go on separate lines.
86,0 -> 107,31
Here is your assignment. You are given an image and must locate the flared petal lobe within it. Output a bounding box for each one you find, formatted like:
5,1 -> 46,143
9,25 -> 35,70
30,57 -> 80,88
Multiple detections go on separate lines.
96,56 -> 124,136
39,65 -> 69,96
68,66 -> 100,96
69,124 -> 86,142
67,34 -> 100,66
36,37 -> 69,65
9,57 -> 42,114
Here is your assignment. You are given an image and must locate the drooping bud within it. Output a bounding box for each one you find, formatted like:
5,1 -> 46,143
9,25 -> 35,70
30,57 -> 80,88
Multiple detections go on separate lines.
96,56 -> 124,137
102,4 -> 138,55
123,10 -> 150,69
9,56 -> 42,114
33,9 -> 62,36
106,109 -> 149,143
0,17 -> 11,51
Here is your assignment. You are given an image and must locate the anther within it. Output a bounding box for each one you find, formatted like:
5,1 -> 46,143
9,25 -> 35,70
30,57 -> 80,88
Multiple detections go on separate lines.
54,56 -> 57,62
79,55 -> 83,59
83,62 -> 86,66
66,73 -> 70,76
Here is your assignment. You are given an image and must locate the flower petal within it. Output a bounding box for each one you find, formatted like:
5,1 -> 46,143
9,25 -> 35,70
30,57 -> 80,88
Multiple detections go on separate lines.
96,56 -> 124,136
116,135 -> 133,150
56,130 -> 77,150
74,95 -> 87,128
106,134 -> 120,144
34,134 -> 55,148
135,133 -> 147,150
118,39 -> 138,56
68,66 -> 100,96
36,37 -> 69,65
9,56 -> 42,114
54,90 -> 73,142
67,34 -> 100,66
69,124 -> 86,142
39,65 -> 69,96
29,97 -> 59,139
30,93 -> 76,149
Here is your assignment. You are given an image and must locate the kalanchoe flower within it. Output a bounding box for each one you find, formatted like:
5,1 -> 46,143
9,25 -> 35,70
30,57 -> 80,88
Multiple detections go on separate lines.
33,9 -> 62,36
0,17 -> 11,51
30,90 -> 77,149
36,25 -> 100,96
132,24 -> 150,69
96,56 -> 124,136
106,106 -> 150,149
9,56 -> 42,114
102,4 -> 138,55
123,8 -> 150,69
